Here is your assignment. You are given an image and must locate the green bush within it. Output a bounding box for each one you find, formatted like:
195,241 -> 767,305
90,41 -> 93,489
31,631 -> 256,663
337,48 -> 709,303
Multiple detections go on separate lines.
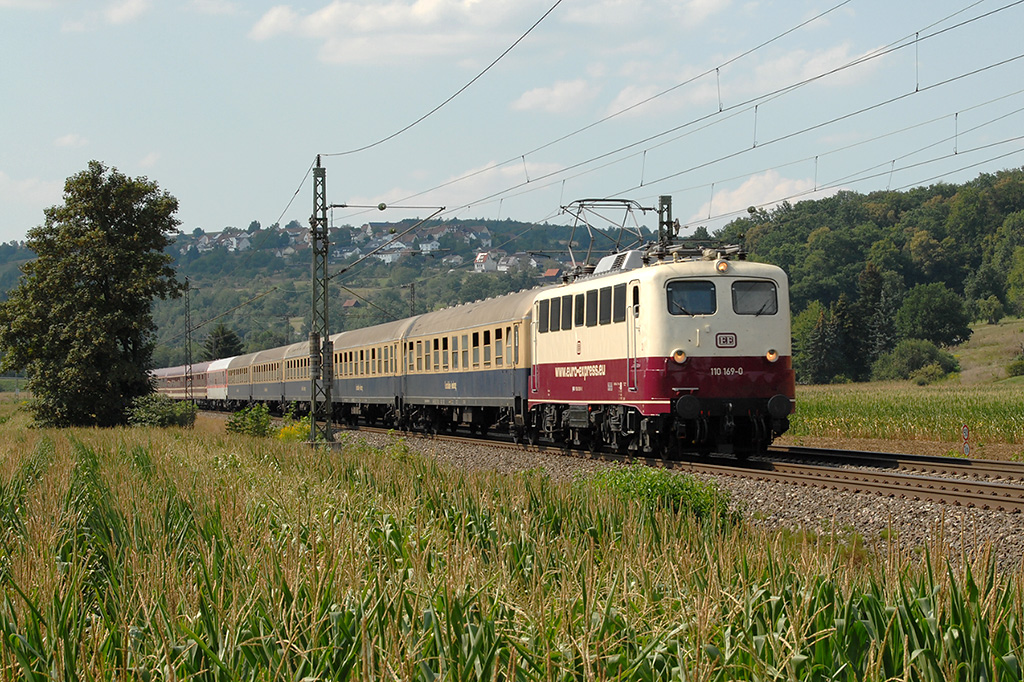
226,403 -> 273,437
871,338 -> 959,381
580,465 -> 737,523
911,363 -> 946,385
1008,358 -> 1024,378
127,393 -> 197,427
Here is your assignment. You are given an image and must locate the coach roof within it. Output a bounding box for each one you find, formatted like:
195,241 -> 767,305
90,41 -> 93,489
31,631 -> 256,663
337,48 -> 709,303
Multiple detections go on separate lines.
405,287 -> 538,338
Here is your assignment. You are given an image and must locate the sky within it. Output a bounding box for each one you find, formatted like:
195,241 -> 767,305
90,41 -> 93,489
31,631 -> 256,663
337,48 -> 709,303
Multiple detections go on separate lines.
2,0 -> 1024,245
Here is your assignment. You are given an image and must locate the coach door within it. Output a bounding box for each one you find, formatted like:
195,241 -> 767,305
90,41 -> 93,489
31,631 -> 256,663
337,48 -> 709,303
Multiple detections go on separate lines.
530,305 -> 539,393
627,281 -> 640,392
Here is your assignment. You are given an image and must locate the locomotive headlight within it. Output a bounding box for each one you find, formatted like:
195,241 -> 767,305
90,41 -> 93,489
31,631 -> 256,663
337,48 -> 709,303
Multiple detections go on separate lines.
716,260 -> 729,273
765,348 -> 779,363
671,349 -> 688,364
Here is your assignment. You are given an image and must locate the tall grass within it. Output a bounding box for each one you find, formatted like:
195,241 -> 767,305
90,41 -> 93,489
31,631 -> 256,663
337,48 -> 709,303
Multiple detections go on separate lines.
0,422 -> 1019,680
790,383 -> 1024,444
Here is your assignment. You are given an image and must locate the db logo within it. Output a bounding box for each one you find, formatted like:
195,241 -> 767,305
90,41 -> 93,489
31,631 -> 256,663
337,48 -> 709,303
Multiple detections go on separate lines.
715,332 -> 737,348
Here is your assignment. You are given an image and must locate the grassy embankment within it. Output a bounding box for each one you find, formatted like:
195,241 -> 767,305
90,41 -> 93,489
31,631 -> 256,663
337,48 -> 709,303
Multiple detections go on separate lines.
0,396 -> 1020,680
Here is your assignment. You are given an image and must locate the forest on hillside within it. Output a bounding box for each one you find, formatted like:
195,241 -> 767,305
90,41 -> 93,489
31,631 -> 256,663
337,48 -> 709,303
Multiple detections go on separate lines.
718,167 -> 1024,383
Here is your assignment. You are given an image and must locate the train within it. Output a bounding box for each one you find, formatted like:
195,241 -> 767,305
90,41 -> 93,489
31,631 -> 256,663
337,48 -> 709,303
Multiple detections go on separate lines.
153,242 -> 795,456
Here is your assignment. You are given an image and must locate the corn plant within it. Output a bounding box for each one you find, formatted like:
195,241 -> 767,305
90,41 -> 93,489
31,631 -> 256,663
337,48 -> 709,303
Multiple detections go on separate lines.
0,423 -> 1021,680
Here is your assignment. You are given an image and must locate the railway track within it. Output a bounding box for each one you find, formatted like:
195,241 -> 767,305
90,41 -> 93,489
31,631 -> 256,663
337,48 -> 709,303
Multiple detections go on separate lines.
770,445 -> 1024,482
332,424 -> 1024,513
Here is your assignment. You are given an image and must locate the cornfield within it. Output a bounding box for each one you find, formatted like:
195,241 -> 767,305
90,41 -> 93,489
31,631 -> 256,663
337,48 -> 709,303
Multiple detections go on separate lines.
790,382 -> 1024,445
0,408 -> 1020,680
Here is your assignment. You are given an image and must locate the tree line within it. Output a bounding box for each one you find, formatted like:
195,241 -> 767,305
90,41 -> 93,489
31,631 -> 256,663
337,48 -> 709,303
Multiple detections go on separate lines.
715,168 -> 1024,383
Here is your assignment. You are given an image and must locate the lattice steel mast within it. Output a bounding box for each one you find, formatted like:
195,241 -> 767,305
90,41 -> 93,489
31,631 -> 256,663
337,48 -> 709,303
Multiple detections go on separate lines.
309,156 -> 333,444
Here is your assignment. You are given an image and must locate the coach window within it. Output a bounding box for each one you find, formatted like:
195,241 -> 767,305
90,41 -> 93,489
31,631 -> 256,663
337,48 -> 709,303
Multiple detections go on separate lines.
575,293 -> 585,327
506,326 -> 513,366
613,283 -> 627,323
415,341 -> 422,371
561,295 -> 573,330
382,346 -> 389,375
667,280 -> 717,316
462,334 -> 469,368
733,281 -> 778,315
495,328 -> 503,367
432,338 -> 439,370
483,330 -> 492,366
371,348 -> 377,375
585,289 -> 598,327
472,332 -> 481,367
358,349 -> 364,375
538,299 -> 549,333
599,286 -> 612,325
550,297 -> 561,332
442,337 -> 449,369
452,336 -> 459,370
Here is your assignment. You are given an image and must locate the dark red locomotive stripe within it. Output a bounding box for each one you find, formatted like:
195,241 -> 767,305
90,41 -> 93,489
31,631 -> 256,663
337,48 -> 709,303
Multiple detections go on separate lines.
529,355 -> 794,416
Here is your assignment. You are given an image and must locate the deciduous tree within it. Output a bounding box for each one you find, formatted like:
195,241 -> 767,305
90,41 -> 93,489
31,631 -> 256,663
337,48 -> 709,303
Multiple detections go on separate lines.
0,161 -> 182,426
895,282 -> 972,347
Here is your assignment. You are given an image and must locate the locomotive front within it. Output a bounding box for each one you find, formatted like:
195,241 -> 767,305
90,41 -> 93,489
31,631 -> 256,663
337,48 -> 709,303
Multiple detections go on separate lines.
646,253 -> 795,453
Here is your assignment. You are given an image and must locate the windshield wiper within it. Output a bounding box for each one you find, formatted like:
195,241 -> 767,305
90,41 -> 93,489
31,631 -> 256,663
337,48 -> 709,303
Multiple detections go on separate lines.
670,300 -> 693,316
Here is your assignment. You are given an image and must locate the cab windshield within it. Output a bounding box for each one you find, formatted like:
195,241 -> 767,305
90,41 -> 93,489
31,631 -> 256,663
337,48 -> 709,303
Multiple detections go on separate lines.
732,281 -> 777,315
666,280 -> 716,316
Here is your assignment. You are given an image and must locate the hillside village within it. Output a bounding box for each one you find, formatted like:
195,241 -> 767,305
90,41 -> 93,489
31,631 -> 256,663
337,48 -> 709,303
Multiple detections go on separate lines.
173,219 -> 568,277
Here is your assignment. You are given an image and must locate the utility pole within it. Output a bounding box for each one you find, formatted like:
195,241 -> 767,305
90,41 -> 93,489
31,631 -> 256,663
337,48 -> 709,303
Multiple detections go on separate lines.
309,156 -> 333,444
402,282 -> 416,317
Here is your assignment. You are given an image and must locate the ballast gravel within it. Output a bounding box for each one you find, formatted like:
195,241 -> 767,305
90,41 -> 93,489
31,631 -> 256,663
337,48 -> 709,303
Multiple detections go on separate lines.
345,430 -> 1024,572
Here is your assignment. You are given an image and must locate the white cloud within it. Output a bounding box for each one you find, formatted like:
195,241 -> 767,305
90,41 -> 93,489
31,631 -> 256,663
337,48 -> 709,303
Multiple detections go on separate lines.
743,42 -> 884,95
249,5 -> 297,40
673,0 -> 730,26
58,0 -> 150,31
0,170 -> 63,212
346,158 -> 564,216
54,133 -> 88,148
139,152 -> 160,168
190,0 -> 240,15
0,0 -> 58,7
105,0 -> 148,24
512,79 -> 595,114
563,0 -> 730,29
688,170 -> 838,224
249,0 -> 523,63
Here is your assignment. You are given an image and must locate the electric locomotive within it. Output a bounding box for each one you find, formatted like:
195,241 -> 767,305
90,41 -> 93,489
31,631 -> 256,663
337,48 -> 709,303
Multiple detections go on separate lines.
527,244 -> 794,455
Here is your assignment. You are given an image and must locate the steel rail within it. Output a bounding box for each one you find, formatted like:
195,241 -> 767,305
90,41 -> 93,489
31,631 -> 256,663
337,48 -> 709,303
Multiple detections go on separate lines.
770,445 -> 1024,481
